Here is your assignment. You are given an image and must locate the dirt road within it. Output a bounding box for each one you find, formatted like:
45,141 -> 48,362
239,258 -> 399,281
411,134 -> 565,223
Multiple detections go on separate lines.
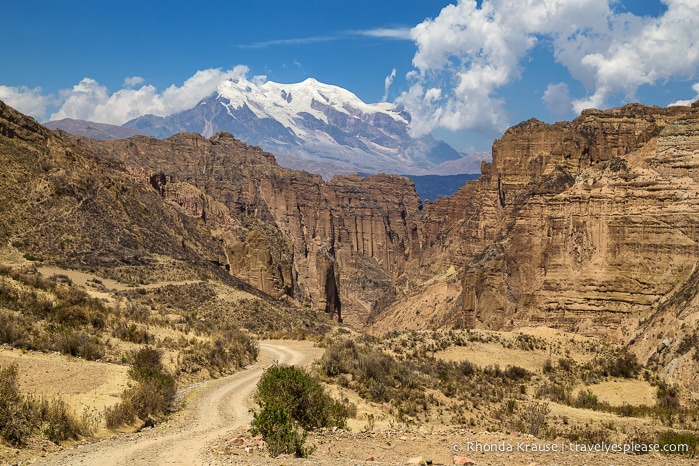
32,341 -> 320,466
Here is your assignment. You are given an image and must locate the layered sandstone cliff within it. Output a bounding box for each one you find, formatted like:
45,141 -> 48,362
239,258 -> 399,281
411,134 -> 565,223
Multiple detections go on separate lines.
60,102 -> 699,351
371,103 -> 699,340
72,132 -> 422,326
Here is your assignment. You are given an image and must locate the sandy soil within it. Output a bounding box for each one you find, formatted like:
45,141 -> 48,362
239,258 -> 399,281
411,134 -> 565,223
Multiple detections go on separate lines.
27,340 -> 322,466
435,344 -> 553,373
4,340 -> 697,466
0,346 -> 128,415
572,379 -> 657,407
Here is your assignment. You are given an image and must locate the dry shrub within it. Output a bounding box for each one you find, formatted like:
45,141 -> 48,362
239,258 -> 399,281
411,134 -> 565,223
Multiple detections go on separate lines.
106,347 -> 176,429
46,328 -> 105,360
104,400 -> 136,429
0,364 -> 95,446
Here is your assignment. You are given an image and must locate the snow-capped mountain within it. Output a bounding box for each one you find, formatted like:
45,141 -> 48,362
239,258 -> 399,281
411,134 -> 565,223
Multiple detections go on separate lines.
123,77 -> 462,176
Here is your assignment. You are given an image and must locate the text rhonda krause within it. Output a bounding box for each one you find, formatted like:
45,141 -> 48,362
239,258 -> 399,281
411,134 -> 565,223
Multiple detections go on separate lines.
455,441 -> 689,454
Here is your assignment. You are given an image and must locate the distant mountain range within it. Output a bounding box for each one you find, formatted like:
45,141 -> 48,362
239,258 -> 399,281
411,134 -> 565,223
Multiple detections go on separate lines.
121,77 -> 486,176
44,118 -> 147,140
44,77 -> 490,177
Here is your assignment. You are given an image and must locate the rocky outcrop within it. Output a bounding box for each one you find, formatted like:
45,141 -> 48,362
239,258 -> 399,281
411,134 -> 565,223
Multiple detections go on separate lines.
0,100 -> 50,143
74,132 -> 422,325
455,103 -> 699,335
48,99 -> 699,348
370,103 -> 699,337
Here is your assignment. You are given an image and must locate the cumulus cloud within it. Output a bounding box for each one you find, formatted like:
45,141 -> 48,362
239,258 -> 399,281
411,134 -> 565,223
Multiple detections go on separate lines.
543,82 -> 573,119
383,68 -> 397,102
398,0 -> 699,137
0,85 -> 54,120
123,76 -> 145,88
669,82 -> 699,106
49,65 -> 252,125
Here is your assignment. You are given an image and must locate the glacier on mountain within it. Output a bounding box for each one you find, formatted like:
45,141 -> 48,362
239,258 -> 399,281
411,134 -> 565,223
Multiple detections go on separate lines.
124,77 -> 466,177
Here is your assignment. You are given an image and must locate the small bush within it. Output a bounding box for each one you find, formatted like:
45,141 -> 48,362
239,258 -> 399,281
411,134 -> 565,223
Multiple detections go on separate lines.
251,404 -> 311,458
0,365 -> 36,446
0,311 -> 30,346
128,347 -> 176,418
576,389 -> 599,409
48,328 -> 105,360
104,400 -> 136,429
252,365 -> 347,457
254,365 -> 347,431
0,365 -> 94,446
38,397 -> 96,443
106,347 -> 176,429
112,321 -> 152,344
658,431 -> 698,457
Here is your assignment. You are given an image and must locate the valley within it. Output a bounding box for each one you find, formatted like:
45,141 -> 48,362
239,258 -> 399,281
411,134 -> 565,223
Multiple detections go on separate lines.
1,97 -> 699,464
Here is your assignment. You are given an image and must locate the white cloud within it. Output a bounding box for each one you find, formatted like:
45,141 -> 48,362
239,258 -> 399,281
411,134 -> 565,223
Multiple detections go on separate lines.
354,27 -> 412,40
0,85 -> 54,120
382,68 -> 397,102
123,76 -> 145,88
543,82 -> 573,119
49,65 -> 252,125
669,82 -> 699,107
399,0 -> 699,136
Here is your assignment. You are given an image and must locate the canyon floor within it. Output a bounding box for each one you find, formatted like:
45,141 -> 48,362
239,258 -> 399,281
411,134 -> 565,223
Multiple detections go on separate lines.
2,334 -> 697,466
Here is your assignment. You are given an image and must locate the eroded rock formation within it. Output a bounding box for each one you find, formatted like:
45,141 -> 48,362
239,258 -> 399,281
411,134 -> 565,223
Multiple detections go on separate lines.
59,101 -> 699,352
74,132 -> 422,325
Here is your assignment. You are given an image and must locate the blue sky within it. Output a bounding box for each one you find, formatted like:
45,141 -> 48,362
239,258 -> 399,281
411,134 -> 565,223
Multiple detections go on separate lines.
1,0 -> 698,153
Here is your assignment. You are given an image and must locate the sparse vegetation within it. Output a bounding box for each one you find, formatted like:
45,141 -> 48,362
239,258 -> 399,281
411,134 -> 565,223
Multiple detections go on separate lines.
0,364 -> 96,446
251,365 -> 348,457
105,347 -> 176,428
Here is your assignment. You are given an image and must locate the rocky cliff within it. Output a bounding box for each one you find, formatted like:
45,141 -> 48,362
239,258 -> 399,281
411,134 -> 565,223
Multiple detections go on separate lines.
49,99 -> 699,364
461,104 -> 699,334
371,103 -> 699,344
71,132 -> 423,326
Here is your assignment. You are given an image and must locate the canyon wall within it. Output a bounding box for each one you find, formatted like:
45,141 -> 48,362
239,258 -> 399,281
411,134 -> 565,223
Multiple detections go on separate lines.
75,132 -> 422,325
66,102 -> 699,340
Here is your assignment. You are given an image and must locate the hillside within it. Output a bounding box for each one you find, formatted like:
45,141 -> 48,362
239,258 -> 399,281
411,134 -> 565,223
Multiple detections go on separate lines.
44,119 -> 147,140
3,99 -> 699,463
0,99 -> 327,343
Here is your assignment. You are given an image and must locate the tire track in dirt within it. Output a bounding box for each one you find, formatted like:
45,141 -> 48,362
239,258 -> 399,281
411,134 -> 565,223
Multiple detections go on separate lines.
33,342 -> 311,465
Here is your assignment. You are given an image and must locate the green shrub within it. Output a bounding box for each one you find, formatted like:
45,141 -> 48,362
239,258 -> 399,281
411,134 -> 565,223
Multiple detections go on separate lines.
254,365 -> 347,431
252,365 -> 347,457
576,389 -> 599,409
251,404 -> 311,458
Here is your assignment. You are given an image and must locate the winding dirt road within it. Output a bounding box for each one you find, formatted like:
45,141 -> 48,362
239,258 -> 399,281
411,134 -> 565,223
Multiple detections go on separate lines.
33,341 -> 320,466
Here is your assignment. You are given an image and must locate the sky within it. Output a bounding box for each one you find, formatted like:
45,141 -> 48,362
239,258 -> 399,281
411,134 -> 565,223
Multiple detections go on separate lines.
1,0 -> 698,153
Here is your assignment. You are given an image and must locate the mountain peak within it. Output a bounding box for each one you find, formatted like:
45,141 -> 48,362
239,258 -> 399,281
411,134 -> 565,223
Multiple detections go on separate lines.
125,78 -> 465,176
